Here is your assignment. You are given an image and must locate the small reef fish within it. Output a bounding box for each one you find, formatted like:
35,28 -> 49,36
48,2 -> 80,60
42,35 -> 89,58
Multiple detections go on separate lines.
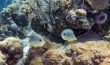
27,30 -> 45,47
61,29 -> 77,42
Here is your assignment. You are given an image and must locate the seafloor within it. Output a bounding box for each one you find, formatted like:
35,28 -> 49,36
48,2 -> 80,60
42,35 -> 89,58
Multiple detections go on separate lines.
0,0 -> 110,65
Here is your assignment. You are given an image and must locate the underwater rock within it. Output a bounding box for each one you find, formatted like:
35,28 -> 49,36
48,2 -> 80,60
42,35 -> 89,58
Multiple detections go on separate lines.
0,37 -> 23,65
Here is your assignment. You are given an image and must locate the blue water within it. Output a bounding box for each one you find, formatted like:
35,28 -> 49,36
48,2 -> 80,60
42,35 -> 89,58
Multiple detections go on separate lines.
0,0 -> 12,11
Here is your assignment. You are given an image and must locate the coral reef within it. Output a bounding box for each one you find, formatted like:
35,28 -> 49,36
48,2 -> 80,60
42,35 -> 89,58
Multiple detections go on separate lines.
76,9 -> 87,16
85,0 -> 109,10
42,49 -> 72,65
0,37 -> 23,65
99,58 -> 110,65
65,40 -> 110,65
29,57 -> 43,65
41,40 -> 110,65
0,0 -> 35,39
103,30 -> 110,41
0,51 -> 7,65
25,38 -> 63,65
21,37 -> 110,65
0,0 -> 110,65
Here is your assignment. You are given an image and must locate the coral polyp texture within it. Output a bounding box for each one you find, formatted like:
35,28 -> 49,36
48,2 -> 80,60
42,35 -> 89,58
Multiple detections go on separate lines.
65,41 -> 110,65
0,51 -> 7,65
0,37 -> 23,65
42,49 -> 73,65
0,0 -> 110,65
40,40 -> 110,65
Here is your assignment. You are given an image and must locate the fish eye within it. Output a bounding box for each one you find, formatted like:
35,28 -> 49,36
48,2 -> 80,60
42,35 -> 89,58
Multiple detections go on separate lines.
63,33 -> 66,36
39,39 -> 42,41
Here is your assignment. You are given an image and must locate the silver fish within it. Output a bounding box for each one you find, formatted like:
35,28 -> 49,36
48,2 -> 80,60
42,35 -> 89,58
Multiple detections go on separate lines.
61,29 -> 77,42
28,30 -> 45,47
